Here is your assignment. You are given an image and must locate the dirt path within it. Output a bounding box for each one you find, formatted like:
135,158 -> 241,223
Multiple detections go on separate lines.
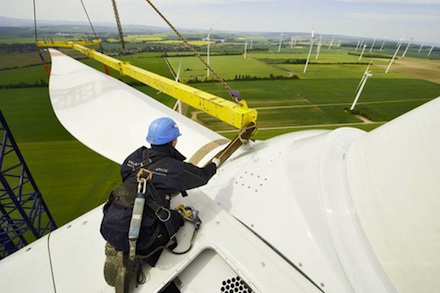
376,57 -> 440,84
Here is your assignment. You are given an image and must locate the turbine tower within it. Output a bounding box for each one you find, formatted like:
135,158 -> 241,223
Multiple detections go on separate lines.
380,36 -> 387,51
369,38 -> 376,52
355,40 -> 361,51
303,28 -> 315,73
427,46 -> 434,56
385,37 -> 403,73
278,33 -> 283,53
359,44 -> 367,60
172,59 -> 183,114
328,35 -> 335,49
244,42 -> 248,59
206,25 -> 213,77
350,62 -> 373,111
402,37 -> 413,58
315,34 -> 322,60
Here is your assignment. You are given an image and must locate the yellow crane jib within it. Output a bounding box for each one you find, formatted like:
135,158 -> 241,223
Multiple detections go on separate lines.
36,40 -> 101,48
62,44 -> 257,130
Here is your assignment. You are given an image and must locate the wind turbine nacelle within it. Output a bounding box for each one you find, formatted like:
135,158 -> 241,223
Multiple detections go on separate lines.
201,96 -> 440,292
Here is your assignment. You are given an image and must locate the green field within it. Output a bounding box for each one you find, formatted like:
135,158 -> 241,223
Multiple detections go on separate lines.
1,29 -> 440,230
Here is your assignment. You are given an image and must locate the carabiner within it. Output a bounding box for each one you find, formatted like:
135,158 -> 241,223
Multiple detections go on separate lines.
137,178 -> 147,194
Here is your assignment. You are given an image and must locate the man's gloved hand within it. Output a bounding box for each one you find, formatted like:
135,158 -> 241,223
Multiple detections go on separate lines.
212,157 -> 220,167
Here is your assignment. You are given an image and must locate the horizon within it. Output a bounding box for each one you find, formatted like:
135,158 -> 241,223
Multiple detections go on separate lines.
0,0 -> 439,46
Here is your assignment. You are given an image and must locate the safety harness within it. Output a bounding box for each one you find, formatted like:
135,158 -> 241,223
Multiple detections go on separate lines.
105,149 -> 203,291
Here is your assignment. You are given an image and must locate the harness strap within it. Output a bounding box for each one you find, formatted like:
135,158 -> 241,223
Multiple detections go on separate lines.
144,180 -> 180,239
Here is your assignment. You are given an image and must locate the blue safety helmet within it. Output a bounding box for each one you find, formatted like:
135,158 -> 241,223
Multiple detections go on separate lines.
146,117 -> 181,145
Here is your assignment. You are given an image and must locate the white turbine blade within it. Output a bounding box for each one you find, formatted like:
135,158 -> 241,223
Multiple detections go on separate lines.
47,49 -> 225,164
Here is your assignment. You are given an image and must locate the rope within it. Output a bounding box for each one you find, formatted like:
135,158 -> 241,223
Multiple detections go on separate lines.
79,0 -> 104,51
144,0 -> 242,104
32,0 -> 50,76
33,0 -> 38,44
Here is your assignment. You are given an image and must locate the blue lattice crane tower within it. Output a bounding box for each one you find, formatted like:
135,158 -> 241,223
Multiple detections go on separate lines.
0,111 -> 57,259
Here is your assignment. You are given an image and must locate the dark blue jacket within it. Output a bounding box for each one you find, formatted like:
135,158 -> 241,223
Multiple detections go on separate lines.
121,144 -> 217,193
101,144 -> 217,252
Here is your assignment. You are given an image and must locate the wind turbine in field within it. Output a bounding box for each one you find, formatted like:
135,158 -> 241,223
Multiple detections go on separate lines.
205,25 -> 213,77
402,37 -> 413,58
303,28 -> 315,73
358,44 -> 367,61
243,42 -> 248,59
369,38 -> 376,52
328,35 -> 335,49
350,62 -> 373,111
380,36 -> 387,50
315,34 -> 322,60
385,37 -> 403,73
172,59 -> 183,114
355,40 -> 361,51
427,46 -> 434,56
278,32 -> 283,52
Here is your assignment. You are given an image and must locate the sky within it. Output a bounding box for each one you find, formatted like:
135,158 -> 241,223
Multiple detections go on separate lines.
1,0 -> 440,45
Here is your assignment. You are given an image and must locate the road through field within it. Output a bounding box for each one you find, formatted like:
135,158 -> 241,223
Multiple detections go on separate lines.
254,98 -> 431,110
198,97 -> 432,132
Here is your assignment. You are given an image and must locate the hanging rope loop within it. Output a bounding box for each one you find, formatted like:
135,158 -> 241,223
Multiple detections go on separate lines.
145,0 -> 243,104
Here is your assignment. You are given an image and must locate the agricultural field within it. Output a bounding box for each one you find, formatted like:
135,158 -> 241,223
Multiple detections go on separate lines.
167,49 -> 439,138
1,27 -> 440,228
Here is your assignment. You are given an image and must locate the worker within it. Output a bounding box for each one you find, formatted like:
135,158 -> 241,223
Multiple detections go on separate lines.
100,117 -> 219,289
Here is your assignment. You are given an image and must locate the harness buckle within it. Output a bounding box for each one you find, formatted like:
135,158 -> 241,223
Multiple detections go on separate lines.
155,206 -> 171,222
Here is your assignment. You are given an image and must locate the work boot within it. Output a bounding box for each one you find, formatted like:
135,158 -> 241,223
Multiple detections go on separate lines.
103,243 -> 118,286
115,261 -> 128,293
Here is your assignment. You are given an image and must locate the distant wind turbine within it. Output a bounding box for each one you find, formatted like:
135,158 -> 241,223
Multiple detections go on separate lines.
427,46 -> 434,57
418,44 -> 424,53
355,40 -> 361,51
206,25 -> 213,77
369,38 -> 376,52
303,28 -> 315,73
385,37 -> 403,73
359,44 -> 367,60
402,37 -> 413,58
244,42 -> 248,59
172,59 -> 183,114
278,33 -> 283,53
380,36 -> 387,51
159,58 -> 184,114
315,34 -> 322,60
328,35 -> 335,49
350,62 -> 373,111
